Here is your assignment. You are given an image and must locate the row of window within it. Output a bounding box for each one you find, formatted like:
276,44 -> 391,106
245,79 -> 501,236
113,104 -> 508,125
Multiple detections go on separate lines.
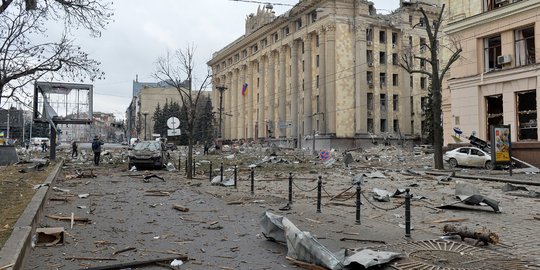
367,93 -> 399,112
366,72 -> 427,89
484,26 -> 535,72
367,118 -> 400,133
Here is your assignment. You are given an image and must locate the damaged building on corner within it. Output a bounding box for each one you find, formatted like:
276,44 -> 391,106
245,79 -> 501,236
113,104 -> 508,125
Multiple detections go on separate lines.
208,0 -> 441,150
443,0 -> 540,167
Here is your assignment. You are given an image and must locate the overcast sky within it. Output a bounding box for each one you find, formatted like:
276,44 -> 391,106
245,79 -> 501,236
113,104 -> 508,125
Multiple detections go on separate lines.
78,0 -> 400,119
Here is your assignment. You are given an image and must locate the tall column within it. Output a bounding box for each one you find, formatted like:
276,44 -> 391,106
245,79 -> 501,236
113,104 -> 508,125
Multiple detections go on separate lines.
303,34 -> 313,135
268,51 -> 276,138
225,72 -> 232,139
326,25 -> 336,136
258,56 -> 266,139
240,65 -> 246,139
278,46 -> 287,138
318,29 -> 327,134
291,40 -> 299,140
231,69 -> 239,139
247,62 -> 254,139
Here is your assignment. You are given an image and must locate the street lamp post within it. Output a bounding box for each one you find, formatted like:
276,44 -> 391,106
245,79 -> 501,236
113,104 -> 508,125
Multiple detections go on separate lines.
142,111 -> 148,140
216,85 -> 227,138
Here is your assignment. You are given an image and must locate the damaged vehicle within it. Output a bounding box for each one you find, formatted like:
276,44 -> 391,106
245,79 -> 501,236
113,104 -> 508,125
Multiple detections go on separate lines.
127,141 -> 168,169
444,147 -> 494,170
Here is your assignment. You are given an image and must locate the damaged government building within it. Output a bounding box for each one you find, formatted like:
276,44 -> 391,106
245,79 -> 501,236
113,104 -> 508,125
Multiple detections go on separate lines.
208,0 -> 440,149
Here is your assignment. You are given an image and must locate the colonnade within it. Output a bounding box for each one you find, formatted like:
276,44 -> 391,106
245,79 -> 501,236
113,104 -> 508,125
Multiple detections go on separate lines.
215,26 -> 337,141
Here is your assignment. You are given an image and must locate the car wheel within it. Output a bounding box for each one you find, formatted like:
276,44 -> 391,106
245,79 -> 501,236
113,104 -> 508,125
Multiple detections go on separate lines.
485,161 -> 495,170
448,158 -> 458,168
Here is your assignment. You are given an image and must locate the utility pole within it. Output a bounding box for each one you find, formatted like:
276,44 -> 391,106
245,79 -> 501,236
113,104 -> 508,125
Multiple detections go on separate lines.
216,85 -> 227,138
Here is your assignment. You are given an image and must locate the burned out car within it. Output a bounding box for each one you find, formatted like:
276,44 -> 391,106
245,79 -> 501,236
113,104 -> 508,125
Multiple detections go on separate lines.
127,141 -> 168,169
443,147 -> 494,170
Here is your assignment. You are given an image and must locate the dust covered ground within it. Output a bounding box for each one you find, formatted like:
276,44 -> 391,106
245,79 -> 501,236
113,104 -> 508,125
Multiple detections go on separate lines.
10,143 -> 540,269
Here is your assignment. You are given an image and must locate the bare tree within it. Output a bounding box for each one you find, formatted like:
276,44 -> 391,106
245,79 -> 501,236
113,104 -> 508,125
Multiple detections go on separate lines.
155,45 -> 212,179
401,4 -> 462,170
0,0 -> 112,105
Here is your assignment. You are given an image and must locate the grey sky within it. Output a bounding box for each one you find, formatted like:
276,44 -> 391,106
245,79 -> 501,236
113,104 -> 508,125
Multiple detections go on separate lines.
79,0 -> 400,119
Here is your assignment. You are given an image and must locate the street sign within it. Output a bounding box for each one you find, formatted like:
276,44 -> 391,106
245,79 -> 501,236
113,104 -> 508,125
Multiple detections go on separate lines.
167,117 -> 180,129
167,129 -> 181,136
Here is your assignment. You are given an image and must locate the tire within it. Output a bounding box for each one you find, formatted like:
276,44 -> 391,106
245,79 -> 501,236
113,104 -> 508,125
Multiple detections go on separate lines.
485,161 -> 495,170
448,158 -> 458,168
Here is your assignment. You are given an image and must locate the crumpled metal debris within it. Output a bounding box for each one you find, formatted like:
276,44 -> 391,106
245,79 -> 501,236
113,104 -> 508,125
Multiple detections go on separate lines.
372,188 -> 393,202
211,176 -> 234,186
260,211 -> 403,270
437,181 -> 501,212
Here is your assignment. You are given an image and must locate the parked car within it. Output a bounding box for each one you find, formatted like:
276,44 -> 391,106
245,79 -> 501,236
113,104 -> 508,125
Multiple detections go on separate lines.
443,147 -> 494,170
127,140 -> 168,169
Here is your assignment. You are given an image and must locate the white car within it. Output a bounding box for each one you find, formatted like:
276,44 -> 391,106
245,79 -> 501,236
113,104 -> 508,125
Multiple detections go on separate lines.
443,147 -> 494,170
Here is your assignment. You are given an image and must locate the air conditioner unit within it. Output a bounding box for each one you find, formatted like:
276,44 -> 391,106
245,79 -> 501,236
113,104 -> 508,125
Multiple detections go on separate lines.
495,0 -> 509,4
367,41 -> 373,46
368,62 -> 374,67
497,54 -> 512,65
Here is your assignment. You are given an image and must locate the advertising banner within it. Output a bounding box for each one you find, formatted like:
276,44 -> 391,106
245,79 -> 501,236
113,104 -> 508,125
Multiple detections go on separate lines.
491,125 -> 511,164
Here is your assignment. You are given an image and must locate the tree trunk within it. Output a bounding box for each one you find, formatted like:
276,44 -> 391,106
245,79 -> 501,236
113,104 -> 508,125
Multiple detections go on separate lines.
432,56 -> 444,169
187,136 -> 193,179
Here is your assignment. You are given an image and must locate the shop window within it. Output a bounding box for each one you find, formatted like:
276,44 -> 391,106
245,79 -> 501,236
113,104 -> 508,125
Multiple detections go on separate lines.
515,27 -> 535,66
486,95 -> 503,141
381,119 -> 387,132
484,35 -> 502,71
516,90 -> 537,140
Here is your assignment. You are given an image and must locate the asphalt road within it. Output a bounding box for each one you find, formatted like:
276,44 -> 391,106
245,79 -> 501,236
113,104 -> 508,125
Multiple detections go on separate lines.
23,165 -> 300,270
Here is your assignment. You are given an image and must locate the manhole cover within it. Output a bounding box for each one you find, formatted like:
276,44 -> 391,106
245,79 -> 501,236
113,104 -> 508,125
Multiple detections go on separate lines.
361,239 -> 536,270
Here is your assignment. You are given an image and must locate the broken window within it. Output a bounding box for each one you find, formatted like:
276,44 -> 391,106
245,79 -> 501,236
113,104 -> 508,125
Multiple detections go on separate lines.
516,90 -> 537,140
420,58 -> 426,69
393,94 -> 399,111
393,119 -> 399,133
367,93 -> 374,111
366,28 -> 373,42
367,50 -> 373,64
515,26 -> 535,66
379,30 -> 386,44
392,32 -> 398,46
380,51 -> 386,65
367,118 -> 374,132
419,18 -> 425,27
367,71 -> 373,87
420,77 -> 426,89
486,95 -> 503,140
381,119 -> 387,132
420,38 -> 427,53
380,73 -> 386,88
484,35 -> 502,71
380,94 -> 387,111
296,18 -> 302,30
421,96 -> 429,114
392,53 -> 398,65
392,74 -> 399,86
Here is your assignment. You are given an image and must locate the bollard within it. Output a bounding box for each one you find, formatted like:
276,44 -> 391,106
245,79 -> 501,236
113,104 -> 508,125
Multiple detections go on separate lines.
316,176 -> 322,213
250,168 -> 254,194
355,184 -> 361,225
209,162 -> 213,181
220,162 -> 224,182
288,173 -> 293,206
405,188 -> 411,237
234,165 -> 238,188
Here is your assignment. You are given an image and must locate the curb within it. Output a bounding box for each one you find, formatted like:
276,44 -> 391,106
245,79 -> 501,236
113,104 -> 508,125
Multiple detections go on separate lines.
0,161 -> 63,270
427,171 -> 540,186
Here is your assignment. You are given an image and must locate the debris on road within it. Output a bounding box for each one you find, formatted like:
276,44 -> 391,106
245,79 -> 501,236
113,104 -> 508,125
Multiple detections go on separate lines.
143,174 -> 165,182
437,181 -> 501,212
34,227 -> 65,247
260,211 -> 403,270
443,224 -> 500,245
172,204 -> 189,212
112,246 -> 136,255
46,214 -> 91,224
